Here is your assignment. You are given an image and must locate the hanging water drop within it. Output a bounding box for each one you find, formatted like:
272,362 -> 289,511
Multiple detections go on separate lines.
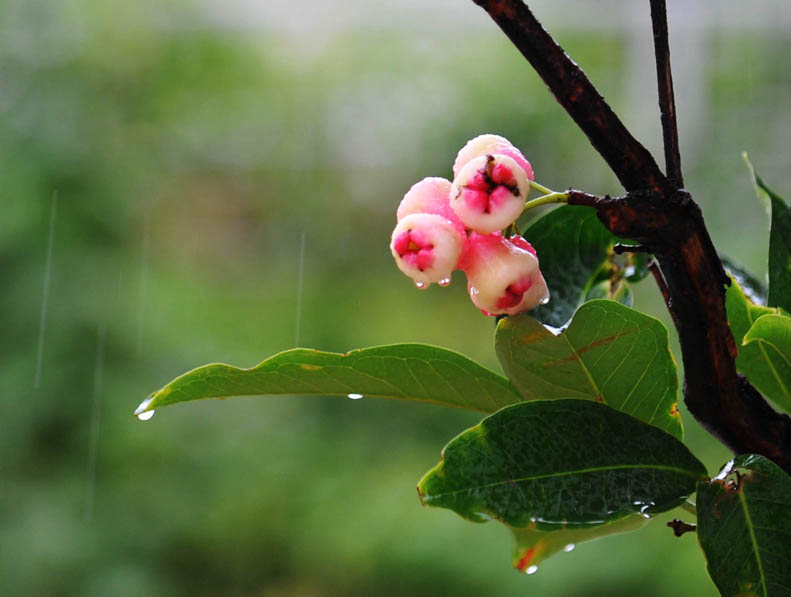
438,277 -> 451,287
563,543 -> 575,552
347,393 -> 364,400
135,397 -> 155,420
526,565 -> 538,575
414,281 -> 427,290
539,295 -> 550,305
137,410 -> 155,421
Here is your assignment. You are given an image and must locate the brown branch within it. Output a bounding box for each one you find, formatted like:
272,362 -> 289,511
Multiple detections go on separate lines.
472,0 -> 666,193
650,0 -> 684,187
568,189 -> 791,473
480,3 -> 791,473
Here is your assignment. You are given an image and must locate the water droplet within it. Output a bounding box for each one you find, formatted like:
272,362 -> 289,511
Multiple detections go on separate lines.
539,295 -> 550,305
563,543 -> 575,552
414,281 -> 427,290
438,277 -> 451,287
526,565 -> 539,575
347,393 -> 364,400
135,397 -> 155,420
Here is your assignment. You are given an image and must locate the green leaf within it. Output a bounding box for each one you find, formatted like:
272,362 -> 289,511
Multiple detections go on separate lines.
139,343 -> 523,415
744,155 -> 791,312
697,454 -> 791,597
524,205 -> 647,327
510,514 -> 649,573
742,314 -> 791,412
417,399 -> 706,530
726,276 -> 791,412
495,299 -> 682,439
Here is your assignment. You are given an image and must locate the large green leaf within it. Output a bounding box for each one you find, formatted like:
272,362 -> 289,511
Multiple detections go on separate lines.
524,205 -> 648,327
495,299 -> 682,439
745,156 -> 791,311
726,276 -> 791,412
510,514 -> 649,573
138,344 -> 523,416
697,454 -> 791,597
742,314 -> 791,412
417,399 -> 705,530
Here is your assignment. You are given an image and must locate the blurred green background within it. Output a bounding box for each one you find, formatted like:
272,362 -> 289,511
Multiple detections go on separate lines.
3,0 -> 790,595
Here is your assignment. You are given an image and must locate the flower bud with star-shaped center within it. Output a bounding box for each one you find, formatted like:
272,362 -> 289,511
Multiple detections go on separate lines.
390,213 -> 465,289
450,154 -> 530,234
460,233 -> 549,316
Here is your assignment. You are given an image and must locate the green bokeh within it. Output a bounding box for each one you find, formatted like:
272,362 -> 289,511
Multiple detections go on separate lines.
3,1 -> 788,595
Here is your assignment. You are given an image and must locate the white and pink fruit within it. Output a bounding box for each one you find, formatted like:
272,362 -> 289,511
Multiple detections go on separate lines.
390,213 -> 465,288
450,154 -> 530,234
461,233 -> 549,316
396,177 -> 464,233
452,133 -> 534,181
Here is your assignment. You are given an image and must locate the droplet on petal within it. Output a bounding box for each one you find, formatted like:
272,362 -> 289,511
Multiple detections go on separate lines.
391,213 -> 464,288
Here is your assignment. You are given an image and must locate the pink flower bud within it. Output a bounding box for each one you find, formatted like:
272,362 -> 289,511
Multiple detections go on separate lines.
461,233 -> 549,316
453,134 -> 534,181
396,177 -> 464,233
450,154 -> 530,234
390,213 -> 465,288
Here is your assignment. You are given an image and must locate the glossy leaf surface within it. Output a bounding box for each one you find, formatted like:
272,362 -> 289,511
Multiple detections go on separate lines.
726,277 -> 791,412
418,399 -> 705,529
140,344 -> 523,414
697,454 -> 791,597
495,299 -> 682,438
746,157 -> 791,311
743,314 -> 791,412
524,205 -> 647,327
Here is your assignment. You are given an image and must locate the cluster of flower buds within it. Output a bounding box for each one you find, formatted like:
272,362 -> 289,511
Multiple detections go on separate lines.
390,134 -> 549,316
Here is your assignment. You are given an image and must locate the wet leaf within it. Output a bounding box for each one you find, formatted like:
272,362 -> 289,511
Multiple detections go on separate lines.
726,276 -> 791,412
510,513 -> 649,573
495,299 -> 682,439
524,205 -> 648,327
745,155 -> 791,312
697,454 -> 791,597
417,399 -> 705,530
140,343 -> 523,415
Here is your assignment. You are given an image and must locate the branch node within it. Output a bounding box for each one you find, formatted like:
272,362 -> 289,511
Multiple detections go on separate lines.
667,519 -> 696,538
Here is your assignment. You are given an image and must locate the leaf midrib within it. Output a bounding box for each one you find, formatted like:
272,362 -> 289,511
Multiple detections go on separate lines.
739,489 -> 769,597
424,463 -> 701,499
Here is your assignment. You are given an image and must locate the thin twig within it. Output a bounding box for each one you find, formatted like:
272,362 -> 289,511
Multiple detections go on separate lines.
650,0 -> 683,187
472,0 -> 666,193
